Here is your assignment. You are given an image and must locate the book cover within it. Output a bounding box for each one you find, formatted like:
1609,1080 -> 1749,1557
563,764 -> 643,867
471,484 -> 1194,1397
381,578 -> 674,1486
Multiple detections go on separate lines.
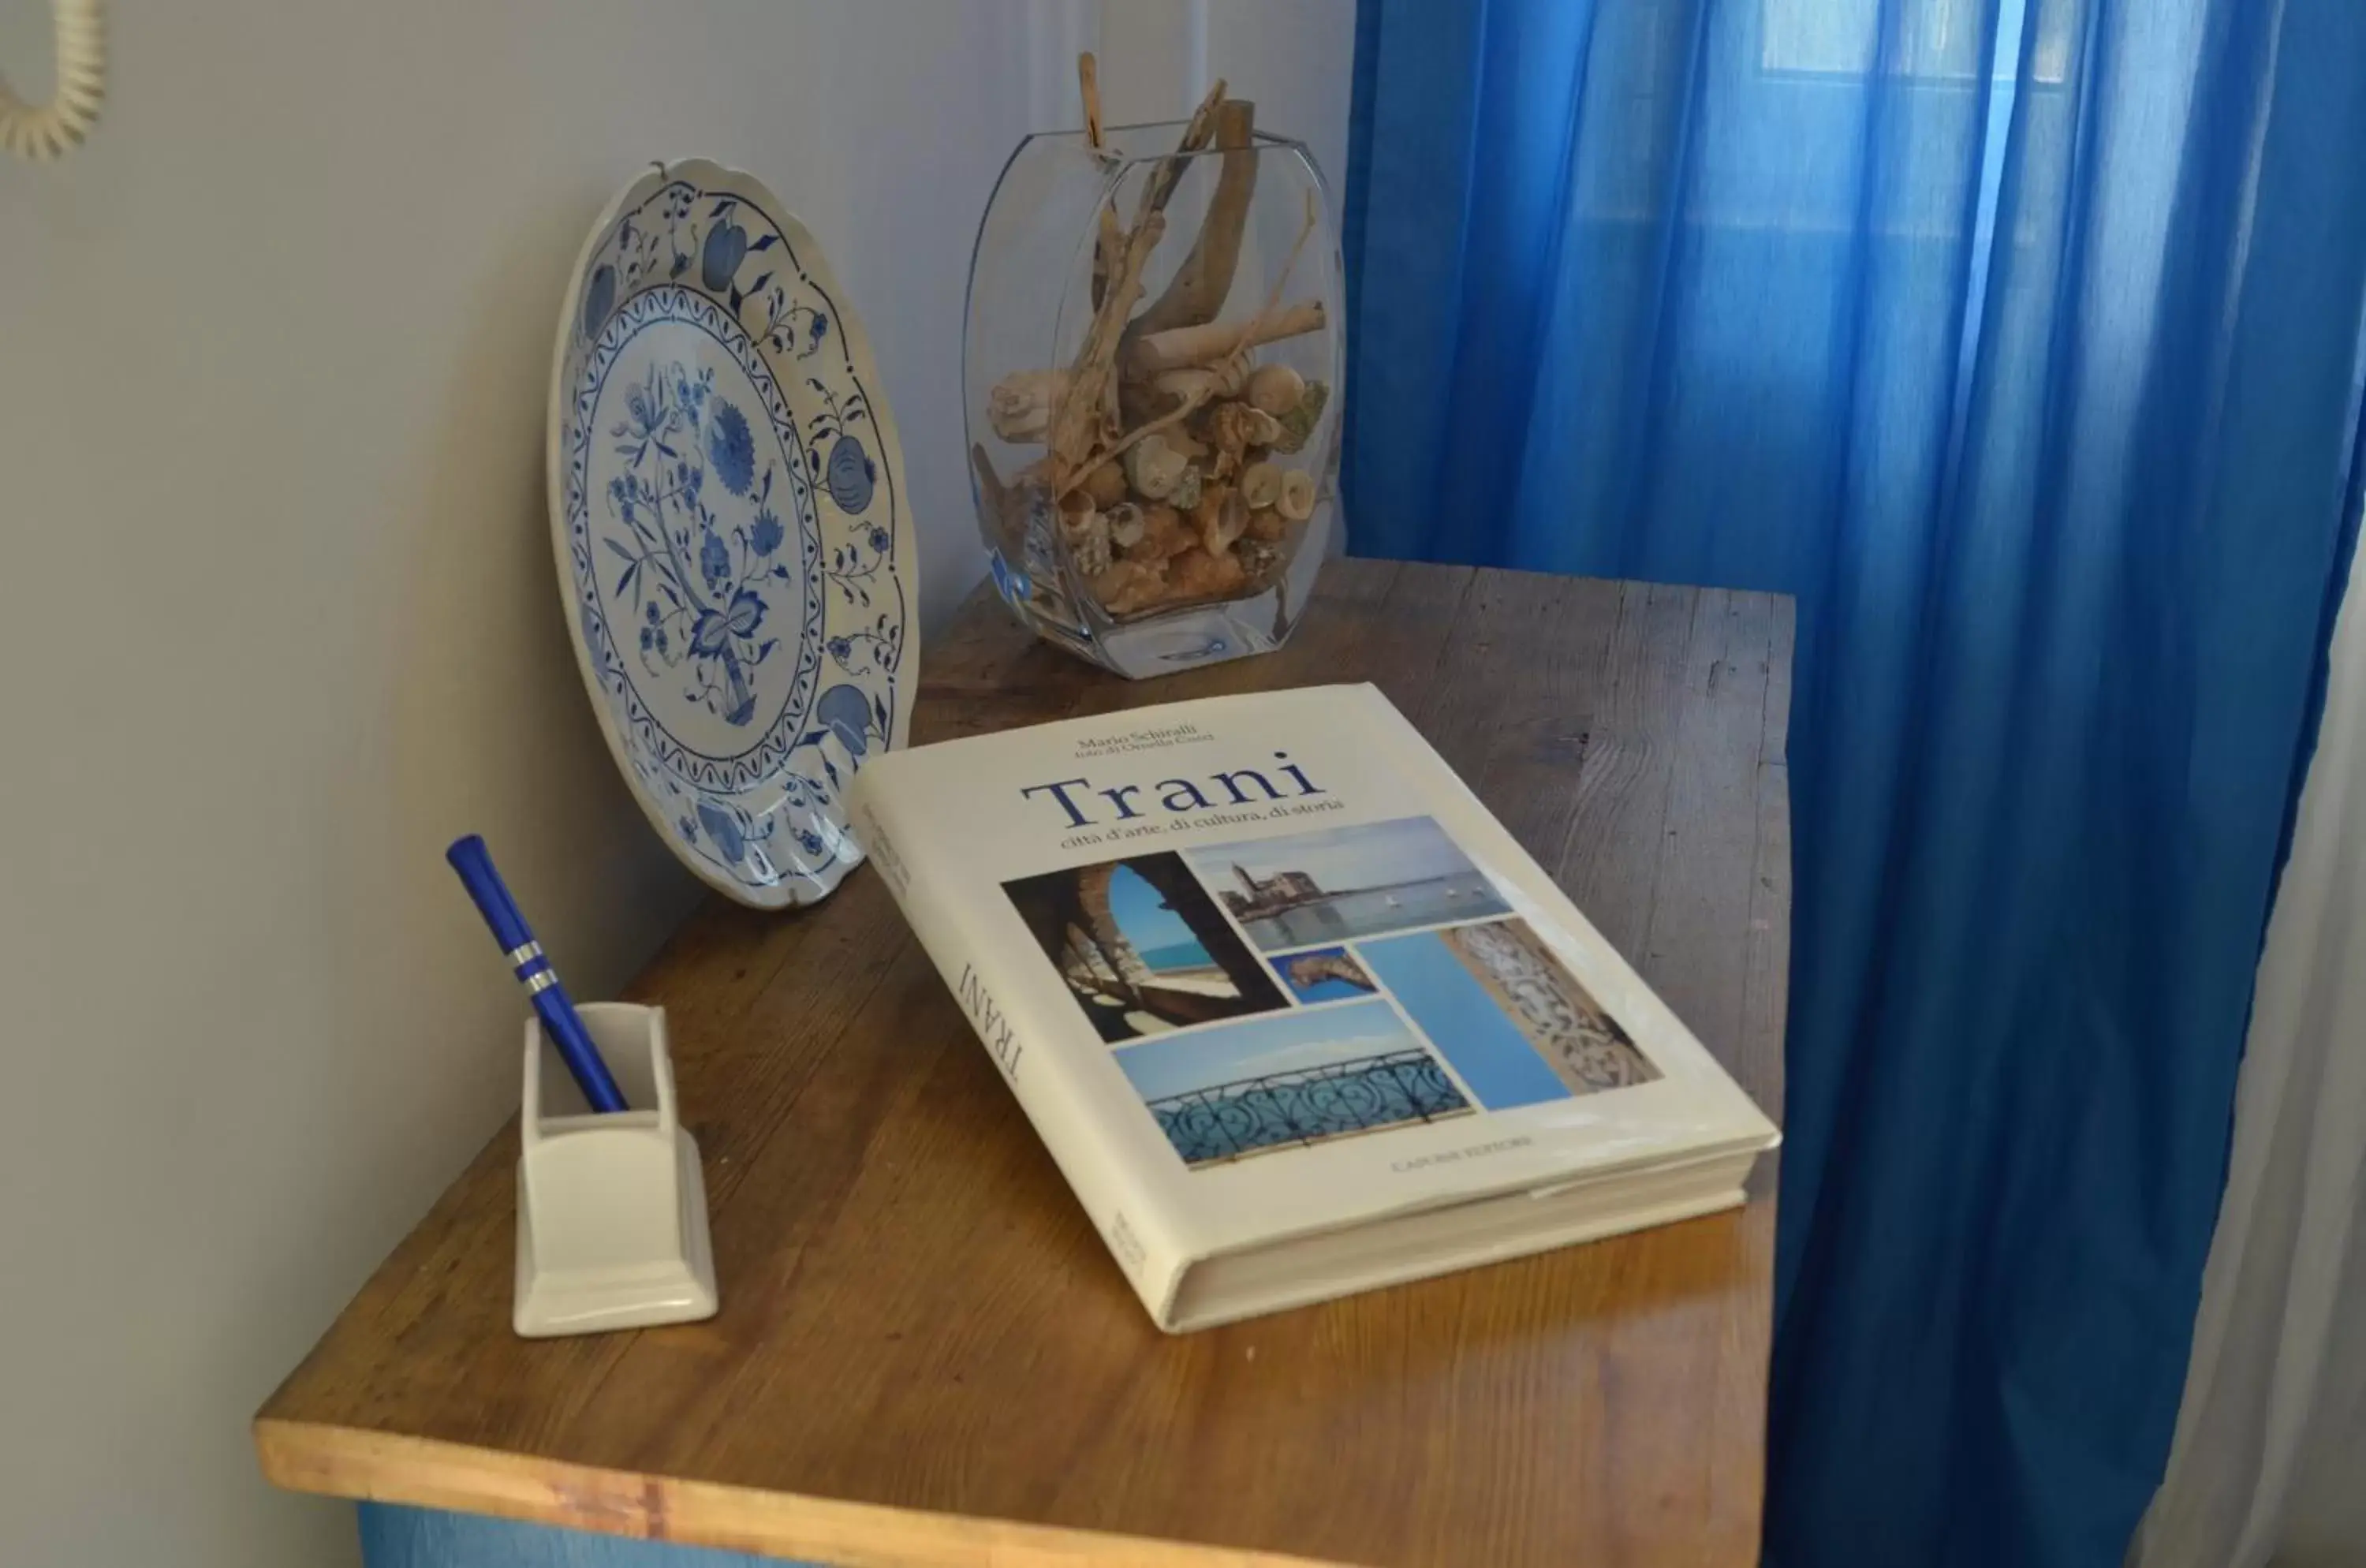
848,684 -> 1777,1329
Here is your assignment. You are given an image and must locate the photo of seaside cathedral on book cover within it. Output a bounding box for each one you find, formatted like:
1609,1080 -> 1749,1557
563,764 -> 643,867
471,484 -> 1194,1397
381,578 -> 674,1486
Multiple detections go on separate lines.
1002,816 -> 1660,1168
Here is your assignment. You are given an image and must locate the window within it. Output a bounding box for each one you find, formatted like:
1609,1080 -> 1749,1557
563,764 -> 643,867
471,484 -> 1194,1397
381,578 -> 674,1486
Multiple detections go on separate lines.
1762,0 -> 2070,84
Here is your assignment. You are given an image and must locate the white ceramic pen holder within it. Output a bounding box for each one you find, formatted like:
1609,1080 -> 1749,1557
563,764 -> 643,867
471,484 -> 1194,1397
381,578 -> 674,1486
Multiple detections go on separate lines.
514,1002 -> 718,1338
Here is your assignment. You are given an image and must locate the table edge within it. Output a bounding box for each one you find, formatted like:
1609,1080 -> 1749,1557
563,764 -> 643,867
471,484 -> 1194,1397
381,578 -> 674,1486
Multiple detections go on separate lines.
252,1417 -> 1356,1568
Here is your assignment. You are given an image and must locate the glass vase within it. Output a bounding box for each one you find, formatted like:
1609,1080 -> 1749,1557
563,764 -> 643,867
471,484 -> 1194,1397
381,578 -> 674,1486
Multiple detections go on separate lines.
964,112 -> 1345,678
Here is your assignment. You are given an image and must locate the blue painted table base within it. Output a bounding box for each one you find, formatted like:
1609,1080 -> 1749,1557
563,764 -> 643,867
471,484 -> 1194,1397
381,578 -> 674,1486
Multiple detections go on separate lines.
360,1504 -> 818,1567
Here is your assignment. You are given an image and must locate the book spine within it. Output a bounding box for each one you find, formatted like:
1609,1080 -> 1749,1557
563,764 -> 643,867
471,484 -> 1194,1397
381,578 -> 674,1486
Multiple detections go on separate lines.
847,776 -> 1187,1327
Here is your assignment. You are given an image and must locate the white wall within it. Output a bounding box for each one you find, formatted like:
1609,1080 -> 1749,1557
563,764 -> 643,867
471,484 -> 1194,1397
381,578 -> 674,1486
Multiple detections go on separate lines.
0,3 -> 1350,1566
1046,0 -> 1355,193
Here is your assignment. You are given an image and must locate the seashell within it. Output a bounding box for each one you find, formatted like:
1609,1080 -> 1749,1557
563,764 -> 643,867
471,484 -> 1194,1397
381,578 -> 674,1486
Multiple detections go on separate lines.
1246,363 -> 1307,417
1201,401 -> 1282,481
1277,469 -> 1317,521
1168,546 -> 1248,600
1058,494 -> 1111,578
1239,461 -> 1283,511
1238,537 -> 1282,582
1123,435 -> 1189,501
1136,502 -> 1196,561
1271,379 -> 1330,455
1202,401 -> 1253,453
1069,532 -> 1112,579
1092,558 -> 1167,616
1197,487 -> 1248,555
1081,459 -> 1130,509
988,368 -> 1069,443
1106,502 -> 1147,551
1170,463 -> 1205,511
1246,506 -> 1287,543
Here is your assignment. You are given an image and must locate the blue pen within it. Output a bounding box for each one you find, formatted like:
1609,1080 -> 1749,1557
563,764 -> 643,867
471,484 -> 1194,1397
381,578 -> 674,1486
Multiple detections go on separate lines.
446,834 -> 630,1114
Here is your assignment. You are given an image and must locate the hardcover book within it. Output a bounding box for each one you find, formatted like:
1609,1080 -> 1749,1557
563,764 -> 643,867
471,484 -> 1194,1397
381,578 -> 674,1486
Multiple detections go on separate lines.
846,684 -> 1778,1331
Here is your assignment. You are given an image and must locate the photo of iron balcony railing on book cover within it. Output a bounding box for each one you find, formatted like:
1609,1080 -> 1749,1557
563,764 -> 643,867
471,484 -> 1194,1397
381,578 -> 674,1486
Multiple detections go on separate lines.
1002,816 -> 1663,1169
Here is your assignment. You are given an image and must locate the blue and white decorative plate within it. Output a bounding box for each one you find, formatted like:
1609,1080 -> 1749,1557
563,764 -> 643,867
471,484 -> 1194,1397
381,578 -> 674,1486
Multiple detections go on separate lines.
550,160 -> 915,908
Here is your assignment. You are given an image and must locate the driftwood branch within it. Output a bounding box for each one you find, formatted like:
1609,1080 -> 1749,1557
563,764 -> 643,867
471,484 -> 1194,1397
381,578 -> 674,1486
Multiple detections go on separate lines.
1129,99 -> 1258,341
987,368 -> 1071,442
1059,187 -> 1323,502
1092,202 -> 1121,311
1078,53 -> 1104,152
995,301 -> 1323,425
1137,77 -> 1230,227
1125,298 -> 1327,377
1047,77 -> 1230,486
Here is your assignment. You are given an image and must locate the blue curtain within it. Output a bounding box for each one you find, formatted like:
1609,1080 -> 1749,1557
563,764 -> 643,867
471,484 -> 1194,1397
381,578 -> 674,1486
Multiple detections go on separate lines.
1345,2 -> 2366,1564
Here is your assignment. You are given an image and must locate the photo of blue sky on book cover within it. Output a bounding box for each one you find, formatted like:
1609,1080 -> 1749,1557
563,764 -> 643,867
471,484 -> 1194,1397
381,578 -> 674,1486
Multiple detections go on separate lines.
1181,816 -> 1513,954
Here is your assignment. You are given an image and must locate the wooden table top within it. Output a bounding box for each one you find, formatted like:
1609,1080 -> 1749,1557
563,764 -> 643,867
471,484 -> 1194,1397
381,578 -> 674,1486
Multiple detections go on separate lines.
256,559 -> 1793,1568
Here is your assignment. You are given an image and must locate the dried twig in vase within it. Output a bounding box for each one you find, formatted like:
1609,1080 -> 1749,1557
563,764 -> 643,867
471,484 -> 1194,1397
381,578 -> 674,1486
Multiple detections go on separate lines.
1046,75 -> 1230,489
1078,52 -> 1105,152
1127,298 -> 1328,377
1063,187 -> 1323,499
1092,203 -> 1122,311
1126,99 -> 1258,342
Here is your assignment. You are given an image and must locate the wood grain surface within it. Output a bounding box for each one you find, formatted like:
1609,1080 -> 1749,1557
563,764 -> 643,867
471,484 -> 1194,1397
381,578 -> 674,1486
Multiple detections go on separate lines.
255,560 -> 1794,1568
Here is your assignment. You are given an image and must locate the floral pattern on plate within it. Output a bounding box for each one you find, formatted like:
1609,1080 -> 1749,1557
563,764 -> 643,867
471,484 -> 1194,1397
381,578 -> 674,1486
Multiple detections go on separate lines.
552,161 -> 914,908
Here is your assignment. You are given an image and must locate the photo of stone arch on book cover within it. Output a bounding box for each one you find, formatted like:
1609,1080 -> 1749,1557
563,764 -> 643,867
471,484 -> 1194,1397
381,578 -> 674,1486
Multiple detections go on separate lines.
1003,852 -> 1289,1043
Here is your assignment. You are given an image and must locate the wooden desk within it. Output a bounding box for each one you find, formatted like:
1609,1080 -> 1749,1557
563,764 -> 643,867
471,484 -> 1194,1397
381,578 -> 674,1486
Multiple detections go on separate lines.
256,561 -> 1793,1568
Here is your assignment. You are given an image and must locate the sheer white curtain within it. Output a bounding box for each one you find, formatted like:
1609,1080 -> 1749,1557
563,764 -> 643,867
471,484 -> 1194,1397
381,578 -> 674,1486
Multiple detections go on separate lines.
2133,532 -> 2366,1567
